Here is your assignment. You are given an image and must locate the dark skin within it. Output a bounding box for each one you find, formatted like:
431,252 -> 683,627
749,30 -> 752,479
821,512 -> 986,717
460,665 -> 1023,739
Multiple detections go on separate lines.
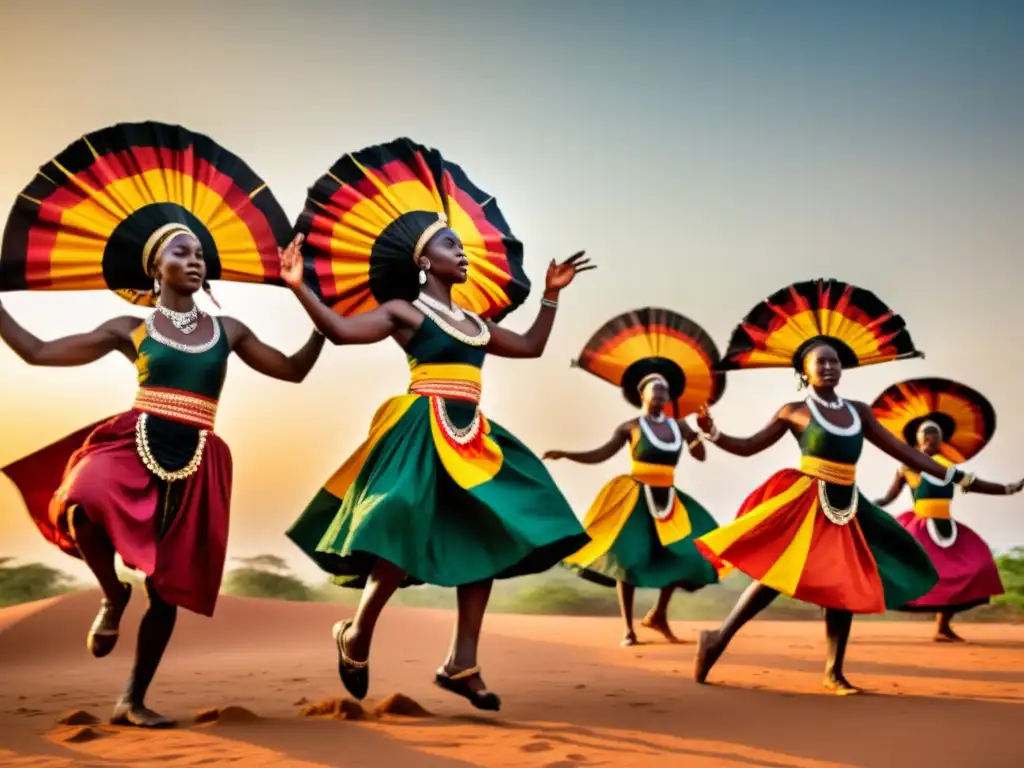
874,425 -> 1023,642
280,229 -> 594,703
0,232 -> 324,727
544,380 -> 705,645
694,343 -> 1021,695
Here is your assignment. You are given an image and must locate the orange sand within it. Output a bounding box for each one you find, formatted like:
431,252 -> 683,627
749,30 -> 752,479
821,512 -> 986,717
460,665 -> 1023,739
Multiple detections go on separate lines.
1,590 -> 1022,766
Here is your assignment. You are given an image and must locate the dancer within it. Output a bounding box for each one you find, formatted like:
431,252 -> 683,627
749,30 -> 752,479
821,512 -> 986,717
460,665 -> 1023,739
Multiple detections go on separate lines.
543,308 -> 725,646
872,377 -> 1023,641
691,279 -> 1019,695
0,122 -> 324,727
283,138 -> 593,711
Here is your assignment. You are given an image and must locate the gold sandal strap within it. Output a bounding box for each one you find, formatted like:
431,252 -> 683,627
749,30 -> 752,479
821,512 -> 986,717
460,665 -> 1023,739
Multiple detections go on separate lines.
447,665 -> 481,681
334,622 -> 368,669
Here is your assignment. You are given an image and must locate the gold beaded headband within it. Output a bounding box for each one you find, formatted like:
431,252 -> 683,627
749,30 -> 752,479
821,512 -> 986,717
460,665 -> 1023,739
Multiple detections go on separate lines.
412,213 -> 448,264
637,373 -> 669,395
142,223 -> 196,277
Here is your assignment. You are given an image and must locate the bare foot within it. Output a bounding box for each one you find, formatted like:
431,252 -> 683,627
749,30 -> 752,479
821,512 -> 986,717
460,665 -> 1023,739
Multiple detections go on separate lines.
620,629 -> 638,647
694,629 -> 724,684
110,699 -> 175,728
935,626 -> 965,643
641,612 -> 681,643
87,582 -> 132,658
823,674 -> 864,696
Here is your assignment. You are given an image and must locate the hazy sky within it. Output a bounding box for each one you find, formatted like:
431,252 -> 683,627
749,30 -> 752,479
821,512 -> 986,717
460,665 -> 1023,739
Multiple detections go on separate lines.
1,1 -> 1022,584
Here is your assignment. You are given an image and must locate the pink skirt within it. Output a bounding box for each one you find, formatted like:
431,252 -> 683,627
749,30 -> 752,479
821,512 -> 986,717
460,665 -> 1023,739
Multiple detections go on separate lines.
895,511 -> 1004,611
1,411 -> 232,616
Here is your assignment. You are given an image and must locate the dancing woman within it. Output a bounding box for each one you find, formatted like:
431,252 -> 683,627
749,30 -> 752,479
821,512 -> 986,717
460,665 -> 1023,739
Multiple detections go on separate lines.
872,378 -> 1023,641
691,279 -> 1018,695
0,122 -> 324,727
543,308 -> 724,646
282,138 -> 593,711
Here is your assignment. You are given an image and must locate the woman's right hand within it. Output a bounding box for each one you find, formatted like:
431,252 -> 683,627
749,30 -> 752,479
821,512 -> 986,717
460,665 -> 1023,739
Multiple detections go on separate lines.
279,233 -> 305,289
542,450 -> 567,461
696,406 -> 715,434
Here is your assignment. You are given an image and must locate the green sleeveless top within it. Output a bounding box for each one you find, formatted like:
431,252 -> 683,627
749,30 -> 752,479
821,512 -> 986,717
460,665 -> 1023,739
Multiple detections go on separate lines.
630,417 -> 683,467
133,314 -> 230,398
799,397 -> 864,508
904,455 -> 956,501
131,314 -> 231,471
405,315 -> 487,369
404,314 -> 487,430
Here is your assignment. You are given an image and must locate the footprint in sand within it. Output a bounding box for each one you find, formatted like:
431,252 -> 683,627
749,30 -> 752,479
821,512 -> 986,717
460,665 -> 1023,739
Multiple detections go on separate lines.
521,741 -> 553,753
195,706 -> 261,725
57,710 -> 100,726
51,725 -> 107,744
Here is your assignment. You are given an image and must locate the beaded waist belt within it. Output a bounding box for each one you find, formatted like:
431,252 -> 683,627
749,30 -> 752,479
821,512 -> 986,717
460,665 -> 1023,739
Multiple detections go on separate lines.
800,456 -> 856,487
408,363 -> 482,404
630,461 -> 675,488
914,498 -> 952,519
133,387 -> 218,430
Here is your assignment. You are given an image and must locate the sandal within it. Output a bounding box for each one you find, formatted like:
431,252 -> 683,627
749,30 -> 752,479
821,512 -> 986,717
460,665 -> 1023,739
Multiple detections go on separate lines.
332,620 -> 369,700
87,582 -> 132,658
434,665 -> 501,711
110,699 -> 176,728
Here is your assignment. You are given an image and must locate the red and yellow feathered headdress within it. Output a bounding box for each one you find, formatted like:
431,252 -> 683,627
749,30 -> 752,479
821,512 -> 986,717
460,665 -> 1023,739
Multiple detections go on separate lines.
718,278 -> 923,372
573,307 -> 725,418
0,121 -> 292,307
872,377 -> 996,463
294,137 -> 529,322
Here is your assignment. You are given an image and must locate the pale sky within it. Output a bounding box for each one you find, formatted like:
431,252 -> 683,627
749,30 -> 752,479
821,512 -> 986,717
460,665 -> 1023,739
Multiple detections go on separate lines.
1,0 -> 1022,584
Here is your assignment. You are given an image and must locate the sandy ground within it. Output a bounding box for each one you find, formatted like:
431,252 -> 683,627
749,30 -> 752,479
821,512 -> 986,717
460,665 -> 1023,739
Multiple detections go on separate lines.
1,590 -> 1021,767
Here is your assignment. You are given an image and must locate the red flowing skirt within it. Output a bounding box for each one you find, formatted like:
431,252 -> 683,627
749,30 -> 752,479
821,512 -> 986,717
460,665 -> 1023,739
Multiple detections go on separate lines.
1,411 -> 232,616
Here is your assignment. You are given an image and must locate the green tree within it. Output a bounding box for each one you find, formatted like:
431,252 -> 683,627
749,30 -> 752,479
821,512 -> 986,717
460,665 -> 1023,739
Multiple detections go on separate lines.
993,547 -> 1024,612
220,554 -> 314,602
0,557 -> 77,607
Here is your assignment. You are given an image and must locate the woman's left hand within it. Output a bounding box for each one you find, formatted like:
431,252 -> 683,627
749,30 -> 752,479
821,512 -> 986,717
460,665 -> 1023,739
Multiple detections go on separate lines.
545,251 -> 594,292
279,233 -> 305,289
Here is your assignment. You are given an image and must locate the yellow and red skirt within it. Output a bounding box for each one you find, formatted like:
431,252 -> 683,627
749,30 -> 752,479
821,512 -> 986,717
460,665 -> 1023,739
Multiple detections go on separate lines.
563,461 -> 721,589
695,458 -> 938,613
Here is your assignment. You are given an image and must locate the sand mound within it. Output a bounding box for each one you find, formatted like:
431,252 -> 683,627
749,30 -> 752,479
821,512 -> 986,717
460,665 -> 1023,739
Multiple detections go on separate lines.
51,725 -> 106,743
373,693 -> 433,718
195,705 -> 260,725
55,709 -> 99,726
298,697 -> 367,720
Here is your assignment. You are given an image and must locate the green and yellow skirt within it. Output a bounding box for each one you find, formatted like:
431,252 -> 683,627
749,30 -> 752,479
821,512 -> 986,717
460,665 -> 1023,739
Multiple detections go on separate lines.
563,467 -> 721,590
286,394 -> 590,588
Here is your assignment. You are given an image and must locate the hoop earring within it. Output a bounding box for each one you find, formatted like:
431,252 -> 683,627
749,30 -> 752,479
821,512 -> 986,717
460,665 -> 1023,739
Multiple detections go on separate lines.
153,278 -> 161,296
796,372 -> 809,390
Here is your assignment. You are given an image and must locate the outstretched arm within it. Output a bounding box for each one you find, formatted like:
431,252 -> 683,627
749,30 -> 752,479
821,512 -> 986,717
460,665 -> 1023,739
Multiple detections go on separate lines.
0,302 -> 136,366
543,423 -> 630,464
696,404 -> 793,458
678,419 -> 707,462
962,476 -> 1024,496
874,469 -> 907,508
223,318 -> 326,382
279,234 -> 413,345
855,402 -> 975,484
484,252 -> 594,359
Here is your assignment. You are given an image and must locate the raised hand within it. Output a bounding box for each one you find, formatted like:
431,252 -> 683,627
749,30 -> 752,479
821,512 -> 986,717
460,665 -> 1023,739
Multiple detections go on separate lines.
696,406 -> 715,435
279,233 -> 305,289
545,252 -> 594,292
542,450 -> 567,461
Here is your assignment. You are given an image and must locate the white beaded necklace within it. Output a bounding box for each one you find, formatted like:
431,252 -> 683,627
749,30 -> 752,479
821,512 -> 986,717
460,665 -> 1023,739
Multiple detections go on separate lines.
413,298 -> 490,347
639,414 -> 682,452
416,291 -> 466,321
